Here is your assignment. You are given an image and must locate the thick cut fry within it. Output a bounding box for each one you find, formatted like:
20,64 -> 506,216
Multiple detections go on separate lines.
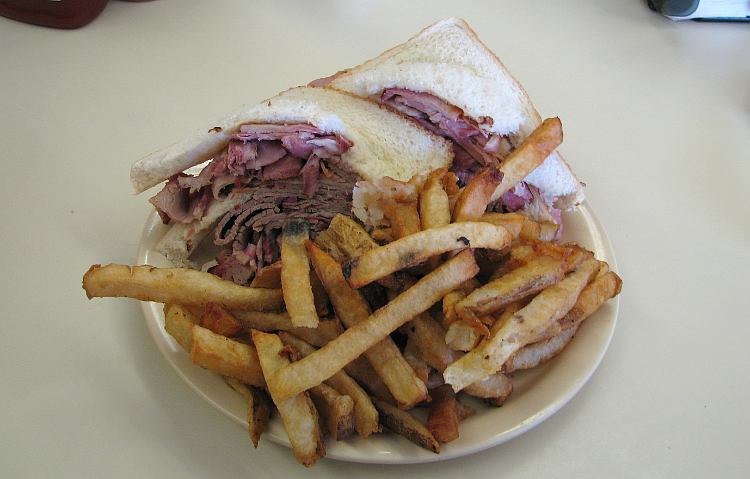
457,255 -> 568,320
278,332 -> 380,438
200,303 -> 242,337
224,377 -> 272,448
312,230 -> 346,263
504,326 -> 578,373
270,250 -> 479,401
382,200 -> 421,239
164,303 -> 199,351
306,241 -> 428,409
343,223 -> 509,289
402,341 -> 431,385
373,399 -> 440,454
463,372 -> 514,405
190,325 -> 265,388
442,290 -> 466,328
281,220 -> 319,328
249,261 -> 282,289
493,117 -> 564,200
309,270 -> 330,317
426,385 -> 460,443
344,356 -> 395,404
404,313 -> 460,371
479,212 -> 526,239
83,264 -> 283,311
445,320 -> 482,351
444,258 -> 599,392
419,168 -> 451,230
308,383 -> 355,440
326,214 -> 379,259
455,399 -> 476,421
230,310 -> 342,347
558,271 -> 622,330
452,167 -> 504,223
251,330 -> 324,467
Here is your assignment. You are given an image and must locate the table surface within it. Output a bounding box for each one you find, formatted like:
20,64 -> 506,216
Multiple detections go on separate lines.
1,1 -> 748,477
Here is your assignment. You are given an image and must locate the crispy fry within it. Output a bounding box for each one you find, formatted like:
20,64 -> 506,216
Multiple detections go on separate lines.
200,303 -> 242,337
251,330 -> 324,466
382,200 -> 421,239
164,303 -> 199,351
326,214 -> 379,259
559,271 -> 622,330
344,356 -> 395,404
419,168 -> 451,230
312,230 -> 346,263
504,326 -> 578,373
83,264 -> 283,311
270,250 -> 479,401
445,320 -> 482,351
479,212 -> 526,239
403,340 -> 431,385
309,270 -> 330,317
224,377 -> 272,448
249,261 -> 282,289
444,258 -> 600,391
403,313 -> 460,371
455,399 -> 476,421
519,218 -> 543,242
229,310 -> 342,347
309,382 -> 355,441
373,398 -> 440,454
281,220 -> 319,328
452,167 -> 504,223
426,385 -> 460,443
278,332 -> 380,438
343,223 -> 510,289
306,241 -> 428,409
493,117 -> 564,200
456,255 -> 568,319
190,325 -> 265,388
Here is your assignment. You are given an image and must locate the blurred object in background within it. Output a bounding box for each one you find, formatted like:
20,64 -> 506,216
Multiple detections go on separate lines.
648,0 -> 750,21
0,0 -> 154,29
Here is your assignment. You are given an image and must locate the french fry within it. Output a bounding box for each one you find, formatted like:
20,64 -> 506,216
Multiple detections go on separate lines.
373,399 -> 440,454
312,229 -> 346,263
251,330 -> 325,467
306,241 -> 428,409
403,340 -> 431,385
200,303 -> 242,337
465,373 -> 514,407
278,332 -> 380,438
382,200 -> 421,239
83,264 -> 283,311
452,166 -> 504,223
190,325 -> 266,388
558,271 -> 622,330
504,326 -> 578,373
224,377 -> 272,448
270,250 -> 479,401
164,303 -> 199,351
419,168 -> 451,230
445,320 -> 482,352
456,255 -> 568,319
281,220 -> 319,328
249,261 -> 282,289
309,270 -> 330,317
344,356 -> 395,404
325,214 -> 379,259
444,258 -> 600,392
403,313 -> 460,371
229,310 -> 342,347
426,385 -> 460,443
343,223 -> 510,289
493,117 -> 564,201
309,382 -> 355,441
479,212 -> 526,240
455,399 -> 476,421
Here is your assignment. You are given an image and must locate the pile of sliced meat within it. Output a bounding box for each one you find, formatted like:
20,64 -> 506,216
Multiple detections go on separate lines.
149,123 -> 355,284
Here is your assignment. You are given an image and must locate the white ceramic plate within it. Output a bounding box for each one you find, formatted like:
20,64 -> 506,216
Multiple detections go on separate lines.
137,201 -> 619,464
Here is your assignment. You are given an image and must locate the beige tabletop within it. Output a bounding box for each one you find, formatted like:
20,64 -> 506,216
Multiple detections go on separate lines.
1,0 -> 748,477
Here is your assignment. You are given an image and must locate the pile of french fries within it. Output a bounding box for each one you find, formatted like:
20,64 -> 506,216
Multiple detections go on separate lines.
82,119 -> 621,467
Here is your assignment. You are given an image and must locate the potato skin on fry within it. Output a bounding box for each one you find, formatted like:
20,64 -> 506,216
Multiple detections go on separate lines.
281,220 -> 319,328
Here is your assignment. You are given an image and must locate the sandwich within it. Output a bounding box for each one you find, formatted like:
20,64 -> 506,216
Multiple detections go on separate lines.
317,18 -> 584,234
130,86 -> 452,283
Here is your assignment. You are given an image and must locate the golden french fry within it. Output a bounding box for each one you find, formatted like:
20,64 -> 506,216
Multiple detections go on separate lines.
200,303 -> 243,337
373,398 -> 440,454
426,385 -> 460,443
309,269 -> 330,317
403,313 -> 460,371
479,212 -> 526,239
559,271 -> 622,330
455,399 -> 476,421
164,303 -> 199,351
312,229 -> 346,263
504,326 -> 578,373
452,167 -> 504,223
190,324 -> 265,388
344,356 -> 395,404
83,264 -> 283,311
309,382 -> 355,441
343,223 -> 510,289
382,200 -> 421,239
326,214 -> 379,260
519,218 -> 543,241
270,250 -> 479,401
306,241 -> 428,409
444,258 -> 599,392
251,330 -> 324,467
224,377 -> 272,448
493,117 -> 564,200
230,310 -> 342,347
249,261 -> 282,289
419,168 -> 451,230
445,320 -> 482,352
281,220 -> 319,328
278,332 -> 380,439
464,373 -> 514,407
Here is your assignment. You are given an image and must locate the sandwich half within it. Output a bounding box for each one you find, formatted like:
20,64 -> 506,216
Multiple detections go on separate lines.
131,87 -> 452,283
321,17 -> 584,230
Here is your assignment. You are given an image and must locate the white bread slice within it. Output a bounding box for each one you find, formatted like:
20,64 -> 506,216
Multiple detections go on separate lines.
130,86 -> 453,193
327,17 -> 584,209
